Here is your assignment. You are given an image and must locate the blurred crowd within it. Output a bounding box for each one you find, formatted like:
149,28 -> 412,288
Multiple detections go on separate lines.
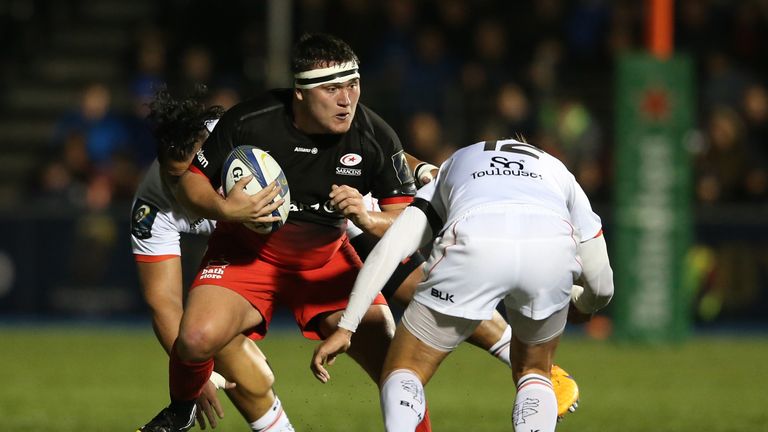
15,0 -> 768,320
25,0 -> 768,211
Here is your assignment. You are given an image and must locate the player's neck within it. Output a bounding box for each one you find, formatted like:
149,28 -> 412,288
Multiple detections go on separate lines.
291,100 -> 319,134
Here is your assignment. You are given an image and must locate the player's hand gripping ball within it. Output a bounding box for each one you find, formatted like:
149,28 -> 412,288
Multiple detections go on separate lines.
222,145 -> 291,234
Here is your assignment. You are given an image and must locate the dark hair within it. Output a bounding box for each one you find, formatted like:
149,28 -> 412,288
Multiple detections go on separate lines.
291,33 -> 360,74
148,84 -> 224,166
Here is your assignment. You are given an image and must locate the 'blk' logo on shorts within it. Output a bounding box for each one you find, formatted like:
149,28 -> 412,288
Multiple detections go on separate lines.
430,288 -> 454,303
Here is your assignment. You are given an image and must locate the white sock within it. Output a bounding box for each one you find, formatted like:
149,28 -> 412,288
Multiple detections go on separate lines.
513,374 -> 557,432
380,369 -> 426,432
488,325 -> 512,367
249,397 -> 295,432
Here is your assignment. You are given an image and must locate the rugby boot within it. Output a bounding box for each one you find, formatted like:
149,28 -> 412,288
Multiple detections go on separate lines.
551,364 -> 579,420
137,400 -> 196,432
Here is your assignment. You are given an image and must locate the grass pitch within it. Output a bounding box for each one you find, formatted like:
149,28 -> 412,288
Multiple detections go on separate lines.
2,325 -> 767,431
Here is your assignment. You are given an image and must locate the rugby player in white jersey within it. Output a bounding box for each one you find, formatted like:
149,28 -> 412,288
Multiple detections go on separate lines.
131,86 -> 292,431
348,190 -> 580,418
313,138 -> 614,432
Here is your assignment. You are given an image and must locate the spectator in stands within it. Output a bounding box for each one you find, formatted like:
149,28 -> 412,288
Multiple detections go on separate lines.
206,82 -> 241,111
34,132 -> 91,207
695,106 -> 754,204
740,82 -> 768,202
406,112 -> 455,165
480,82 -> 537,141
400,26 -> 460,120
176,45 -> 214,94
52,82 -> 131,171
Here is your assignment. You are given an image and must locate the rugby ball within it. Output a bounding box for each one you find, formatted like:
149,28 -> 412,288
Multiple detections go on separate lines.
221,145 -> 291,234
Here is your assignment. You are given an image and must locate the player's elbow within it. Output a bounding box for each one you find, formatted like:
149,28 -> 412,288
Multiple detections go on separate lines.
574,264 -> 613,314
577,234 -> 614,312
592,265 -> 614,311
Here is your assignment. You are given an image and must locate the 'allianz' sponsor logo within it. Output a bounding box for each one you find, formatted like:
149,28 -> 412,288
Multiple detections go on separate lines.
294,146 -> 318,154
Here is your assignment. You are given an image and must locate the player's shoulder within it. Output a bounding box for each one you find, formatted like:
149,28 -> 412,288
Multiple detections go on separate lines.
354,103 -> 398,140
220,89 -> 290,127
133,161 -> 181,217
538,148 -> 575,178
355,103 -> 381,124
134,161 -> 166,203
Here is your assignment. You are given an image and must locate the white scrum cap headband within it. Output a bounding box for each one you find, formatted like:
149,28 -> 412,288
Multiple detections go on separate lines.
294,61 -> 360,89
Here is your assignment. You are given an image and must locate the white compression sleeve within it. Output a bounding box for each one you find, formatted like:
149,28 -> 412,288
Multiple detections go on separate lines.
337,206 -> 432,332
573,234 -> 614,313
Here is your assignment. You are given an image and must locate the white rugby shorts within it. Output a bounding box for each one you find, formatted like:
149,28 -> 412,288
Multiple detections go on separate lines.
414,204 -> 581,321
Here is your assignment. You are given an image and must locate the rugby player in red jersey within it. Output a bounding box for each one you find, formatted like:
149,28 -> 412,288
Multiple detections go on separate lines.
137,33 -> 430,432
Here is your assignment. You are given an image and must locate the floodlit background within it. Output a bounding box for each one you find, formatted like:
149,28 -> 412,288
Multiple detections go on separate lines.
0,0 -> 767,431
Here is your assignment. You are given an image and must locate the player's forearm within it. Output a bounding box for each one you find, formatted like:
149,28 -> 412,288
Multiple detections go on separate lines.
358,208 -> 404,238
339,207 -> 431,332
405,152 -> 439,188
573,234 -> 614,313
177,170 -> 228,221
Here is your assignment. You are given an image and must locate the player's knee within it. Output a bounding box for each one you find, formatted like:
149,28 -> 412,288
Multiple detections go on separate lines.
177,325 -> 222,360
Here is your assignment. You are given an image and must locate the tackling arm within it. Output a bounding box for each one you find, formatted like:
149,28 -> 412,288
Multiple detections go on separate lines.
355,201 -> 410,238
571,234 -> 614,314
338,206 -> 433,332
311,206 -> 433,383
175,170 -> 228,221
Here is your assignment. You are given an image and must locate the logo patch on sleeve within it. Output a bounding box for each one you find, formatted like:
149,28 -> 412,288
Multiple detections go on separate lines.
391,150 -> 413,185
131,199 -> 159,240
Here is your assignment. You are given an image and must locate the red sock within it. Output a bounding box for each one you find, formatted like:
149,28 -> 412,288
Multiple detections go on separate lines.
169,343 -> 214,401
415,405 -> 432,432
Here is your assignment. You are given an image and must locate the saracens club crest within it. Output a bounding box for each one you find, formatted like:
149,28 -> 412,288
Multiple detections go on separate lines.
336,152 -> 363,176
340,153 -> 362,166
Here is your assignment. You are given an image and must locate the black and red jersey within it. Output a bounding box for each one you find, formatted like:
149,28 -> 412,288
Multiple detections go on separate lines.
189,89 -> 416,269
